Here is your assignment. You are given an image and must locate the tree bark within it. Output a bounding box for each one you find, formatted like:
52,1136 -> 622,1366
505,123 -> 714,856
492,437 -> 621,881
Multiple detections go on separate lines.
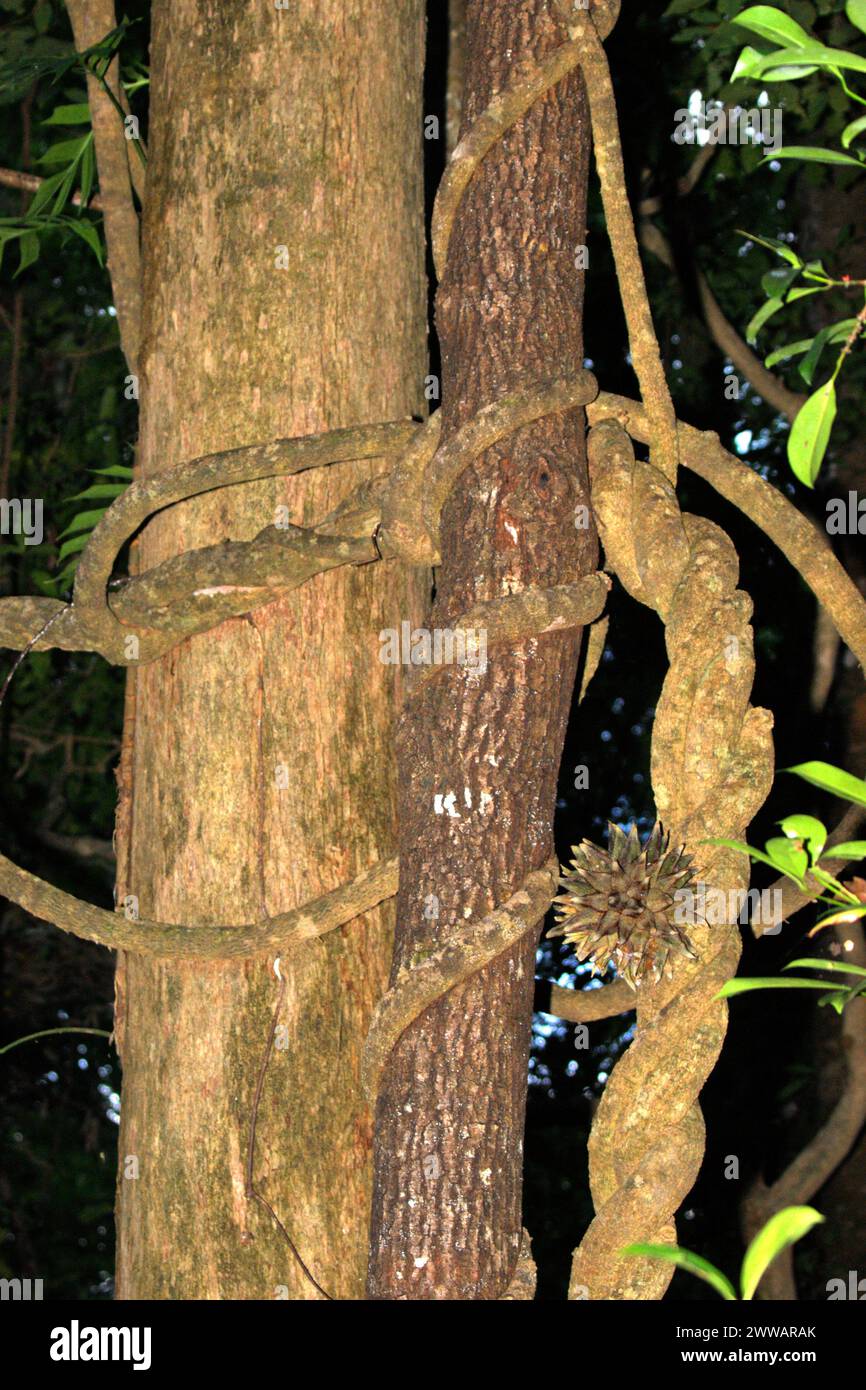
367,0 -> 595,1300
114,0 -> 427,1299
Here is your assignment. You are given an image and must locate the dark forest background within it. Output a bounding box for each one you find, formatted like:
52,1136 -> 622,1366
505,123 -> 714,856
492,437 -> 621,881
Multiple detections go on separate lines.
1,0 -> 863,1299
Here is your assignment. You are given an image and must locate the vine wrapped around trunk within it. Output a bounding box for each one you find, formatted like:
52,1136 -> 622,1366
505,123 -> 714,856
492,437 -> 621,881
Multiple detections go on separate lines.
568,419 -> 774,1299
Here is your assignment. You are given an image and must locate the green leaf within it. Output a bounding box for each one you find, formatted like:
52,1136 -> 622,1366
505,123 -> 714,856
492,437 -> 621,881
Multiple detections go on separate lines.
765,835 -> 808,880
807,866 -> 853,896
846,0 -> 866,35
42,101 -> 91,125
765,338 -> 813,367
16,230 -> 38,274
58,508 -> 107,541
51,561 -> 81,593
746,287 -> 824,345
782,286 -> 827,303
703,836 -> 782,871
801,258 -> 830,281
35,136 -> 88,166
842,114 -> 866,148
732,44 -> 817,80
816,903 -> 866,926
27,167 -> 68,217
79,136 -> 95,206
737,229 -> 803,267
732,44 -> 779,80
672,22 -> 712,40
50,162 -> 79,216
67,482 -> 128,502
663,0 -> 709,15
785,760 -> 866,807
747,296 -> 787,343
58,533 -> 91,561
718,977 -> 850,997
740,1207 -> 824,1300
620,1243 -> 737,1300
778,814 -> 826,862
761,264 -> 801,299
65,217 -> 103,265
799,320 -> 857,385
787,379 -> 836,486
704,837 -> 751,855
821,841 -> 866,860
750,43 -> 866,77
772,146 -> 864,167
732,6 -> 814,47
785,957 -> 866,977
89,464 -> 133,479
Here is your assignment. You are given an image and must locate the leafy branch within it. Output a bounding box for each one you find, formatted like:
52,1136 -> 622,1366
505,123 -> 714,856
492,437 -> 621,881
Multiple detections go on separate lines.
711,758 -> 866,1012
0,17 -> 145,276
728,3 -> 866,484
623,1205 -> 824,1299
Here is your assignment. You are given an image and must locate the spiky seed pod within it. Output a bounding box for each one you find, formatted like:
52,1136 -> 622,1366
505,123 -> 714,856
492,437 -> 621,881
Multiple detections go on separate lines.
548,821 -> 699,989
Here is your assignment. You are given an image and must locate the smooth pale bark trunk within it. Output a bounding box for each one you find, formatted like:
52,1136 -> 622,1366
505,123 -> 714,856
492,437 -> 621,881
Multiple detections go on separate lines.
114,0 -> 427,1299
368,0 -> 595,1299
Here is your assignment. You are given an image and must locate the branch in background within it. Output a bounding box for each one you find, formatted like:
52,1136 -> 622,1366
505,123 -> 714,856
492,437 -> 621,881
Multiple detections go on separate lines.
66,0 -> 141,375
9,726 -> 120,780
638,118 -> 726,219
35,829 -> 115,868
810,602 -> 841,713
535,976 -> 636,1022
639,220 -> 806,425
695,266 -> 806,424
678,137 -> 719,200
0,166 -> 102,210
637,109 -> 807,426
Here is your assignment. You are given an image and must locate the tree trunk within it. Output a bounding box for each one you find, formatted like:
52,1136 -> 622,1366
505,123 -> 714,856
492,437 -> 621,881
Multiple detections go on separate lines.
114,0 -> 427,1299
367,0 -> 595,1300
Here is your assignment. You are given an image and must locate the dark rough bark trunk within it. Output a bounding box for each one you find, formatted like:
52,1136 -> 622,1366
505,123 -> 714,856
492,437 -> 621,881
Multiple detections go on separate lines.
367,0 -> 595,1300
114,0 -> 427,1299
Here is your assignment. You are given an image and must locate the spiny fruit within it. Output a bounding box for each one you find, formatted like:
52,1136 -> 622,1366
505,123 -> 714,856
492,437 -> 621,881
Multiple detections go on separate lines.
548,821 -> 698,989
